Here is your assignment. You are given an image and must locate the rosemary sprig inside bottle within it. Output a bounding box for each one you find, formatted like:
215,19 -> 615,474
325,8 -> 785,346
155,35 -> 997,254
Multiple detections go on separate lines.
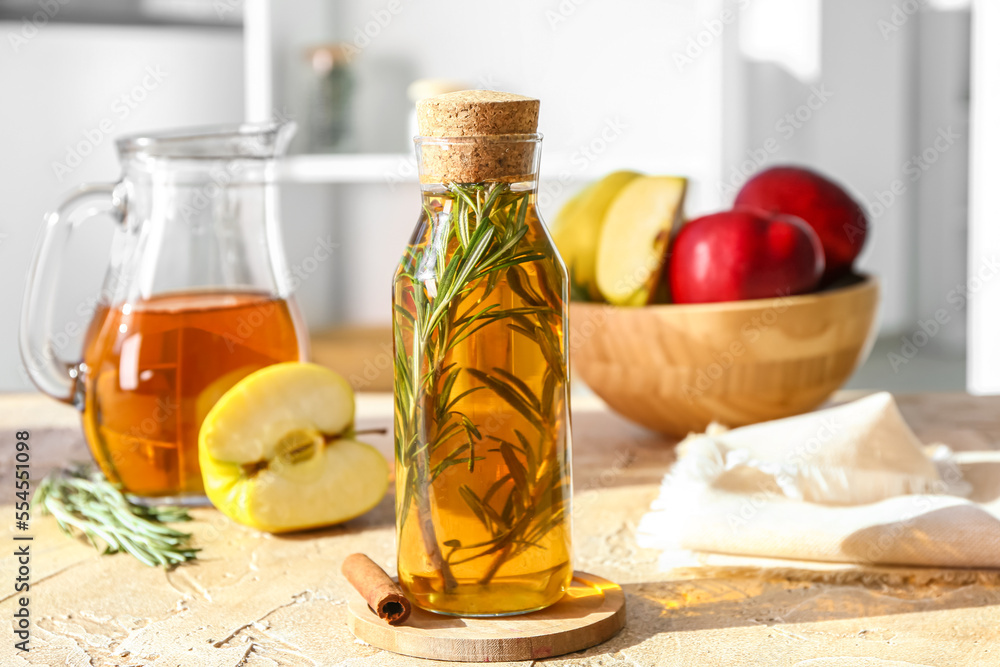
393,181 -> 570,593
34,466 -> 199,567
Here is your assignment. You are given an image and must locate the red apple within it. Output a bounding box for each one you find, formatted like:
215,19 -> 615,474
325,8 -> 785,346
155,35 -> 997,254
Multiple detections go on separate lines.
669,210 -> 824,304
734,165 -> 867,282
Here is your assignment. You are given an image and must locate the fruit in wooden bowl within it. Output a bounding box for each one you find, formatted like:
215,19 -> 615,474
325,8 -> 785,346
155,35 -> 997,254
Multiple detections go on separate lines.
569,275 -> 879,437
595,175 -> 687,305
553,170 -> 642,301
734,165 -> 868,283
668,209 -> 825,304
553,163 -> 875,436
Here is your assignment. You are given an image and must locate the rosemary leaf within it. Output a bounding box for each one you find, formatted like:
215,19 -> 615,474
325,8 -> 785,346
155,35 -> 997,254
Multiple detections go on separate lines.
483,473 -> 514,506
393,303 -> 416,325
33,467 -> 198,568
514,429 -> 539,479
480,226 -> 528,267
506,265 -> 546,308
515,190 -> 529,228
493,367 -> 542,412
536,262 -> 563,309
480,181 -> 506,219
474,251 -> 547,279
456,196 -> 470,249
542,369 -> 556,419
443,385 -> 484,414
499,443 -> 529,494
431,443 -> 470,481
458,485 -> 490,529
466,368 -> 542,429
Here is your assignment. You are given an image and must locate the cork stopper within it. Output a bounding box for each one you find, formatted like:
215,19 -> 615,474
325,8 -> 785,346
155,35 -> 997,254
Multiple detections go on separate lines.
416,90 -> 540,184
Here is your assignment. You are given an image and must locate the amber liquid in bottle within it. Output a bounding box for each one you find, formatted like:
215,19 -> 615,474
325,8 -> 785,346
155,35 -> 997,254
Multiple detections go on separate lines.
82,290 -> 302,498
393,184 -> 572,616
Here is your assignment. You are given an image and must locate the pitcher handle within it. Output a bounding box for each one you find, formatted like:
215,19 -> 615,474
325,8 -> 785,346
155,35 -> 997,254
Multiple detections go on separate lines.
20,183 -> 124,406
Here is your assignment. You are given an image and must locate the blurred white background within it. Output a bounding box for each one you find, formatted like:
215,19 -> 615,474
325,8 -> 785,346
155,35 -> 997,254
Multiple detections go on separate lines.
0,0 -> 987,393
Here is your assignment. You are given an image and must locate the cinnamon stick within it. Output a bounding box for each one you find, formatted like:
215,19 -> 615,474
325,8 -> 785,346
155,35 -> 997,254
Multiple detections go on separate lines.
341,553 -> 412,626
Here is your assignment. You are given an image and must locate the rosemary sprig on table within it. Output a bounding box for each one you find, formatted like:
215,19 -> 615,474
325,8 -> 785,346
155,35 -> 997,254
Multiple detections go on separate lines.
34,467 -> 199,567
394,181 -> 569,589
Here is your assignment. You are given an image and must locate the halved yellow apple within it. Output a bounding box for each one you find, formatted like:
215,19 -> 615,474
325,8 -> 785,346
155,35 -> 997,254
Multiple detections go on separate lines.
199,362 -> 388,533
552,170 -> 642,300
595,175 -> 687,305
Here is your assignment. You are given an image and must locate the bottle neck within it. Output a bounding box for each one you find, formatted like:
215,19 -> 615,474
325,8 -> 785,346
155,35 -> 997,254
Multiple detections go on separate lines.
415,135 -> 542,190
420,178 -> 539,198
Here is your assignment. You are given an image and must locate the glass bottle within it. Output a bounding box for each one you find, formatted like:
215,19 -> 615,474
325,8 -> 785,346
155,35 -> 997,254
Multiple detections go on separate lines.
20,122 -> 308,502
392,91 -> 573,616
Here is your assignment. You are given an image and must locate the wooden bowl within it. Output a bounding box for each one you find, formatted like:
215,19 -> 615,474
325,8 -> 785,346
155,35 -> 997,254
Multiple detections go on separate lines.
569,275 -> 879,438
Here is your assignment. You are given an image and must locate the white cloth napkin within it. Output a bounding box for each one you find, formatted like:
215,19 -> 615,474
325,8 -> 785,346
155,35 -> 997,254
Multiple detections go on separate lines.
637,392 -> 1000,569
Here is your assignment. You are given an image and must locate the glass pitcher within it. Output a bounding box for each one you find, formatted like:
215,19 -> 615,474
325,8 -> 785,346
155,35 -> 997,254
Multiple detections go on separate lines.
20,123 -> 308,502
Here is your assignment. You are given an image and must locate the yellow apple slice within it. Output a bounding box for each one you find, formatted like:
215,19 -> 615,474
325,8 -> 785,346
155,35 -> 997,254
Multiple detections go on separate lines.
552,170 -> 642,300
199,362 -> 388,533
595,175 -> 687,305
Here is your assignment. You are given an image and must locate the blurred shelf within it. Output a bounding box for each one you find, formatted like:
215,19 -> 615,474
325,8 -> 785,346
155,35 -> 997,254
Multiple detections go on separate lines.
277,152 -> 709,185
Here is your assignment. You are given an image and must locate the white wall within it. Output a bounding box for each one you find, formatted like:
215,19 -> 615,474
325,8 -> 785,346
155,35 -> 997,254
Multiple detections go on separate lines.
0,23 -> 244,391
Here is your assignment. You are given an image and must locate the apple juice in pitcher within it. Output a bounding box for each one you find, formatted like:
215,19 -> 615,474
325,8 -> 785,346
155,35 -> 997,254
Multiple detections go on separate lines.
393,91 -> 573,616
82,291 -> 302,497
21,123 -> 307,501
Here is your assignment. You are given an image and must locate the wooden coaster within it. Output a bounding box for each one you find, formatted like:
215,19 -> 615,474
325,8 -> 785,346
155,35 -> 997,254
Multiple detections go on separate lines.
346,571 -> 625,662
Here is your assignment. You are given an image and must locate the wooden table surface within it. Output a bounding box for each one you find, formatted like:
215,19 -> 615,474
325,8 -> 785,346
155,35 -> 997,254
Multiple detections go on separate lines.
2,391 -> 999,667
